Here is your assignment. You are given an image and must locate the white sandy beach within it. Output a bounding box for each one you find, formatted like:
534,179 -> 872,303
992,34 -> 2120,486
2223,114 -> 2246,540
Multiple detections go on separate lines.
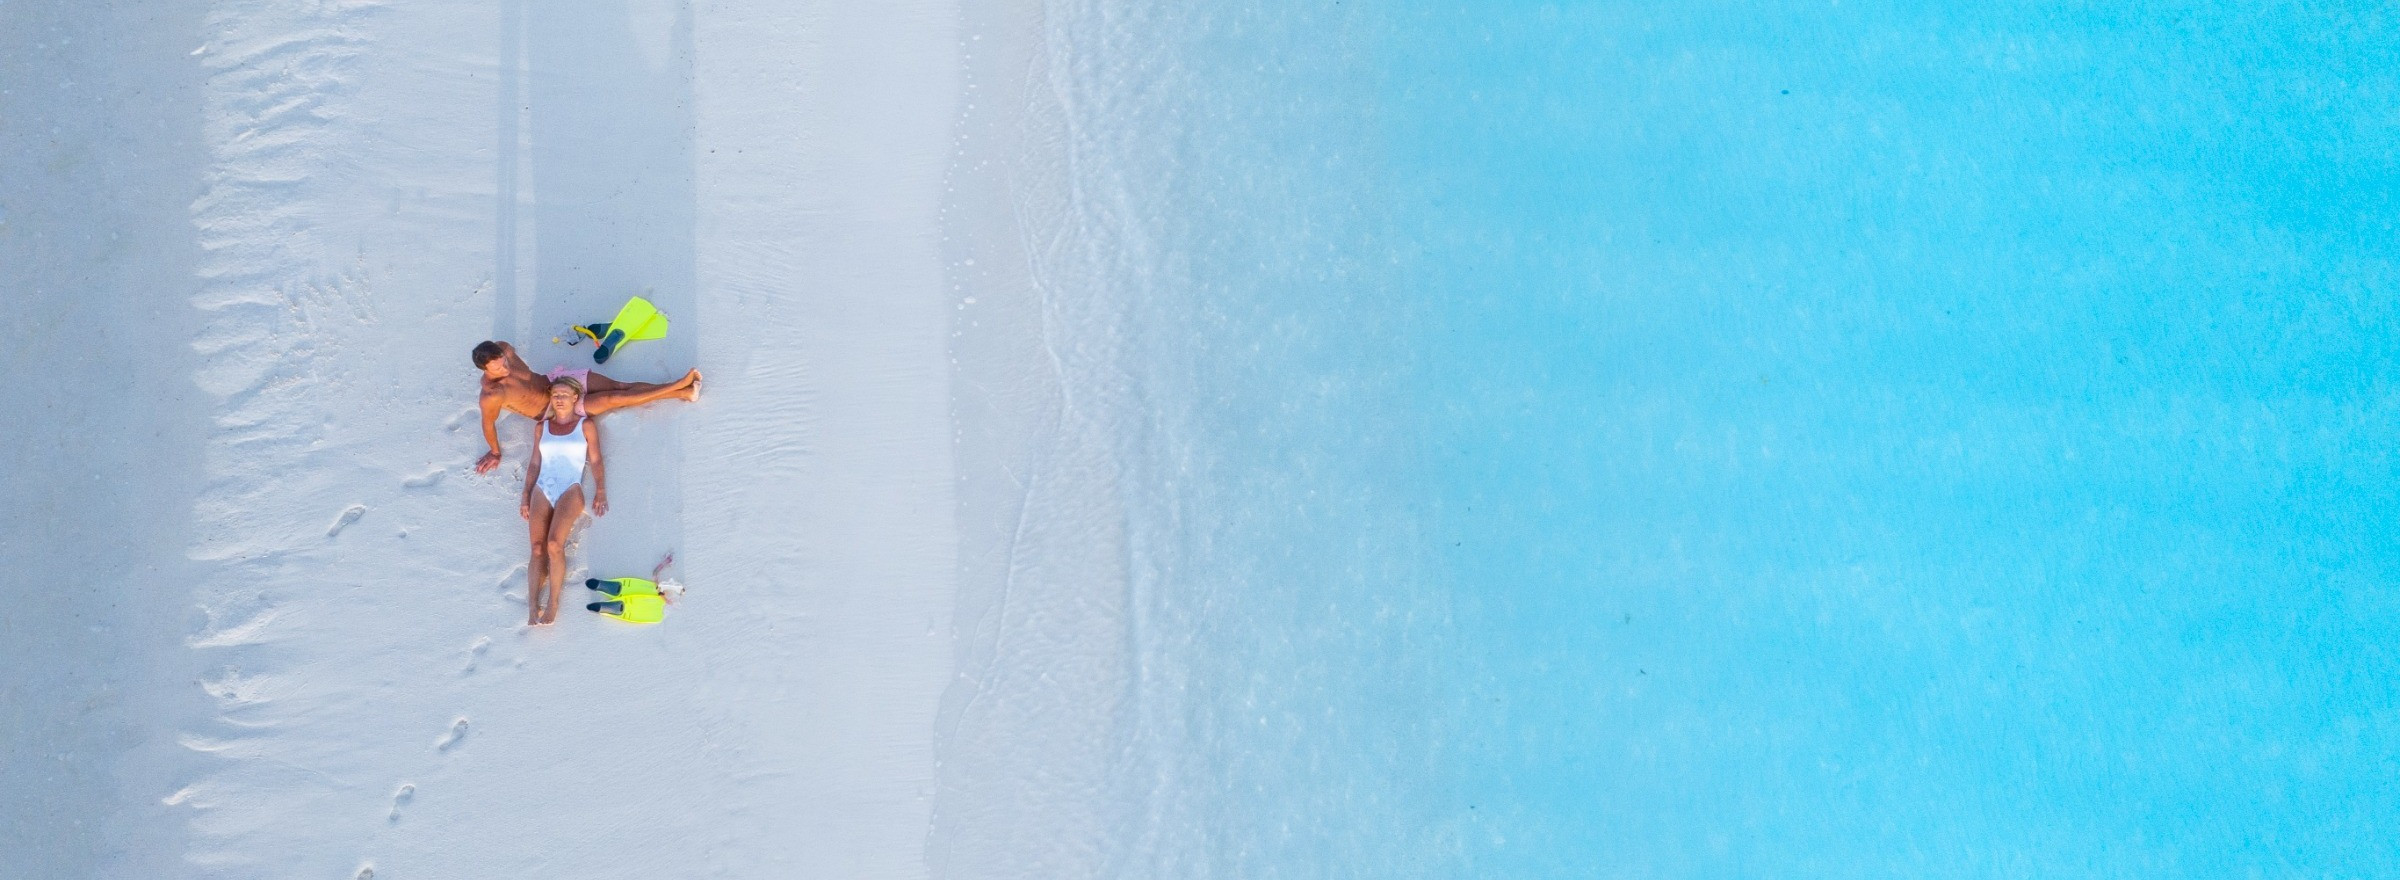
4,0 -> 1013,876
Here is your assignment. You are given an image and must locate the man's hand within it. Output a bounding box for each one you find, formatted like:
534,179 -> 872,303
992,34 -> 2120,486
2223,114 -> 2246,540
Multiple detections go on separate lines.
477,451 -> 503,474
593,491 -> 609,517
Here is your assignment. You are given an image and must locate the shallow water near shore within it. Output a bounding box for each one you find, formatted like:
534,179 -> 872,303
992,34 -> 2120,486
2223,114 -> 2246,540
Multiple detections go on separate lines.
988,1 -> 2400,875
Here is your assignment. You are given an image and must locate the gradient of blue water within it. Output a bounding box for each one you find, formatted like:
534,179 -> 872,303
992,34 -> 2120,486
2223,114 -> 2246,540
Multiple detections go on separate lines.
1070,2 -> 2400,875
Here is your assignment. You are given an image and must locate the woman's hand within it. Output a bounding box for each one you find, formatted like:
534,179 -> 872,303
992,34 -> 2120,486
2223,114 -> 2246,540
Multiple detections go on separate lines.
477,451 -> 503,474
593,491 -> 609,517
520,498 -> 533,520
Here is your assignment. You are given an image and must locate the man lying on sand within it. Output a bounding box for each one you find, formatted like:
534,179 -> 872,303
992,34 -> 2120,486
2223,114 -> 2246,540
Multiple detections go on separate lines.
471,340 -> 699,473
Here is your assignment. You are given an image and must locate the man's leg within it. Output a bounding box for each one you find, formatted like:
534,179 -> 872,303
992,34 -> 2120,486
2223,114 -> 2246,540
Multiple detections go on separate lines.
584,369 -> 701,415
580,372 -> 665,395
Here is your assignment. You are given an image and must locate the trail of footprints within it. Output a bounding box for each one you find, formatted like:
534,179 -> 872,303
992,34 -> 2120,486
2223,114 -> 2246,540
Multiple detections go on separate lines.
327,461 -> 456,544
335,478 -> 496,841
385,711 -> 467,831
343,463 -> 489,848
378,636 -> 506,853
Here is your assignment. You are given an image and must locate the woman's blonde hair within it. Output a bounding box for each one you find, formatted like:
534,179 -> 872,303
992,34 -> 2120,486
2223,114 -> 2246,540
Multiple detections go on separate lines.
541,376 -> 584,418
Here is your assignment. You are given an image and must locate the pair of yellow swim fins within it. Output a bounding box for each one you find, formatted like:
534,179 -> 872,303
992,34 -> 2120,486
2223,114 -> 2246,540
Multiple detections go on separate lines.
571,296 -> 670,365
585,577 -> 666,623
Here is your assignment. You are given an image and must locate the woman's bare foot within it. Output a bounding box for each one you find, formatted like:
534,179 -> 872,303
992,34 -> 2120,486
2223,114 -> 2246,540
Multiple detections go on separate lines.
675,369 -> 702,402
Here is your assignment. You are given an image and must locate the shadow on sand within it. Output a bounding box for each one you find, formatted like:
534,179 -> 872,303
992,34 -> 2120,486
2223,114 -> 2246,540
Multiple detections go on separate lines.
493,0 -> 698,580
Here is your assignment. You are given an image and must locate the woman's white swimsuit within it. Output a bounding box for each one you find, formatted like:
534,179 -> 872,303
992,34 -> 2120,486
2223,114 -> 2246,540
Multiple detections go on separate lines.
535,416 -> 588,504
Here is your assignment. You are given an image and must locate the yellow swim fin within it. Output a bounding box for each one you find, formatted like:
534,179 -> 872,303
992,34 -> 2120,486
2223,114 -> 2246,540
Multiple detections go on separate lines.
589,594 -> 666,623
591,296 -> 669,364
585,577 -> 660,597
609,296 -> 670,341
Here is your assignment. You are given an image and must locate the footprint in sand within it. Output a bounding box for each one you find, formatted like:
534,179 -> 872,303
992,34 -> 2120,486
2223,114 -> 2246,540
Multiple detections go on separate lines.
435,717 -> 469,751
357,865 -> 376,879
462,636 -> 491,675
388,783 -> 414,822
326,505 -> 367,537
401,466 -> 446,489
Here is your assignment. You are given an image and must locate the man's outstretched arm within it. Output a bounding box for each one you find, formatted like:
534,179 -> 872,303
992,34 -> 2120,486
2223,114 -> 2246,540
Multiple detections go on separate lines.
475,391 -> 506,473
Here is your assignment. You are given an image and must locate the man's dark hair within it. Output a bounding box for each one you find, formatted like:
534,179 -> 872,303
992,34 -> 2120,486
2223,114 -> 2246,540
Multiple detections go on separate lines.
472,341 -> 506,369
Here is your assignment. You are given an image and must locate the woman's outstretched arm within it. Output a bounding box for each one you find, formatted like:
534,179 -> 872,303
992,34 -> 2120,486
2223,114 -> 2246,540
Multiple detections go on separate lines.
584,418 -> 607,516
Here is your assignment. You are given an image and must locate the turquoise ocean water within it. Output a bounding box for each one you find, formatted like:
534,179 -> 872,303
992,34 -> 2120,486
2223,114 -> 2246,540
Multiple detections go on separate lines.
1048,2 -> 2400,875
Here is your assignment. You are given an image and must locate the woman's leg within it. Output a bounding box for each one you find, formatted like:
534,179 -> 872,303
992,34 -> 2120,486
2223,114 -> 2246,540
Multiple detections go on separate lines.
540,486 -> 587,624
525,492 -> 555,626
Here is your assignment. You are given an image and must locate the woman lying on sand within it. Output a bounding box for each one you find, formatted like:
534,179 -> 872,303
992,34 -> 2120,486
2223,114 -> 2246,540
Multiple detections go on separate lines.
520,376 -> 606,625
